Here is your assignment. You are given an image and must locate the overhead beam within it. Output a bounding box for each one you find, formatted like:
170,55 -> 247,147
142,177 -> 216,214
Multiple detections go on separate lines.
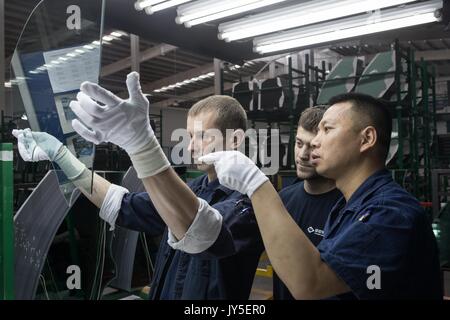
100,82 -> 127,92
151,82 -> 234,109
156,55 -> 199,68
149,69 -> 275,109
415,49 -> 450,62
140,63 -> 214,93
436,76 -> 450,82
101,43 -> 177,77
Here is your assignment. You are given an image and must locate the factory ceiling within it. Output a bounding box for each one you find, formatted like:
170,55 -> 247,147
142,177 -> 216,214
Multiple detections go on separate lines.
5,0 -> 450,109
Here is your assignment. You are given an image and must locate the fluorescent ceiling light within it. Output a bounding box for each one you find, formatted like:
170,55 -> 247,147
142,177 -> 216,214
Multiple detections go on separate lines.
219,0 -> 417,42
29,32 -> 122,75
110,31 -> 124,37
152,63 -> 249,94
102,35 -> 114,42
153,71 -> 216,93
176,0 -> 287,27
254,0 -> 442,54
144,0 -> 193,14
135,0 -> 166,11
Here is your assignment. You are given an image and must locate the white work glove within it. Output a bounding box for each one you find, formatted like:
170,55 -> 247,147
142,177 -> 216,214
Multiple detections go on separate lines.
12,129 -> 86,180
12,128 -> 62,161
69,71 -> 170,178
199,151 -> 269,198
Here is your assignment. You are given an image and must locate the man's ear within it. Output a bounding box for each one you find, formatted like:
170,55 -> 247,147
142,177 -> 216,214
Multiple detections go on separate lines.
231,129 -> 246,149
360,126 -> 377,153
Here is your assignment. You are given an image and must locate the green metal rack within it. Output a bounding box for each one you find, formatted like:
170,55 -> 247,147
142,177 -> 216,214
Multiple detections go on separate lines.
0,143 -> 14,300
309,40 -> 438,202
401,46 -> 437,202
236,41 -> 438,200
246,55 -> 327,171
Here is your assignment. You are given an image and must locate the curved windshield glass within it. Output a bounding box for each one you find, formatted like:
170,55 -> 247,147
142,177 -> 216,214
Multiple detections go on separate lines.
11,0 -> 105,204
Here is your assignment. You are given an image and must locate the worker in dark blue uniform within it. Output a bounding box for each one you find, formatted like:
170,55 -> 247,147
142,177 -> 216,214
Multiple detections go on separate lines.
203,93 -> 442,299
116,174 -> 262,299
14,74 -> 264,300
108,94 -> 264,299
316,168 -> 441,299
274,106 -> 342,300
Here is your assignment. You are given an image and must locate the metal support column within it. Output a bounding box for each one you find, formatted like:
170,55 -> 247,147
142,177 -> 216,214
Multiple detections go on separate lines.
0,143 -> 14,300
213,58 -> 223,95
420,58 -> 431,201
308,49 -> 315,83
0,0 -> 6,119
395,41 -> 404,170
304,54 -> 311,108
130,34 -> 140,73
431,67 -> 438,166
287,57 -> 295,169
409,49 -> 419,197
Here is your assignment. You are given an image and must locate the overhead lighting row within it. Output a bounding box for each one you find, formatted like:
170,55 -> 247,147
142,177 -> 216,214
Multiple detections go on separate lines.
217,0 -> 417,42
253,0 -> 443,53
134,0 -> 443,54
135,0 -> 193,14
153,64 -> 243,93
176,0 -> 288,27
27,31 -> 125,75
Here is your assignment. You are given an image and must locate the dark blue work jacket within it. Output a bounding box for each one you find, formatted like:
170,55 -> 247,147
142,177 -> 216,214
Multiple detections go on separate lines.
318,169 -> 442,299
116,174 -> 264,300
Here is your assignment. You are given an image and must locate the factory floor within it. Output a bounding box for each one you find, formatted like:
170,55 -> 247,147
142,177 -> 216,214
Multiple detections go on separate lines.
249,252 -> 273,300
130,252 -> 274,300
444,269 -> 450,299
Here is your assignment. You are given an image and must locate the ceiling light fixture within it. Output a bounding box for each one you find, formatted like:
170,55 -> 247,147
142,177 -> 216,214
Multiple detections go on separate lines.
136,0 -> 193,14
176,0 -> 287,28
219,0 -> 417,42
254,0 -> 442,54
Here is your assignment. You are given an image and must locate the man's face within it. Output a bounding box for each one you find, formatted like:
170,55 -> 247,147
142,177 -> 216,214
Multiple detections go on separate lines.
311,102 -> 362,180
187,111 -> 226,172
294,126 -> 320,180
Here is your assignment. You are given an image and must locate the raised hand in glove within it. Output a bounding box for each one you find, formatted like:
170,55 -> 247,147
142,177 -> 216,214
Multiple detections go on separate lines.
12,129 -> 62,162
69,71 -> 170,178
199,151 -> 268,198
12,129 -> 86,180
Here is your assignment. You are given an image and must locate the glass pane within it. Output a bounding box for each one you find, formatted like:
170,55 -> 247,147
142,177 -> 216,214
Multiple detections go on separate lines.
11,0 -> 105,204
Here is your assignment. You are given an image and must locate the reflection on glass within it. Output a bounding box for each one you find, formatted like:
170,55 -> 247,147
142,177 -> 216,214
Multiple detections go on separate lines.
11,0 -> 105,204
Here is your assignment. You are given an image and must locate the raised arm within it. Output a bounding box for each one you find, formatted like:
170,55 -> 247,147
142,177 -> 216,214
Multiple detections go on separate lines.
12,129 -> 111,208
200,151 -> 349,299
68,72 -> 222,252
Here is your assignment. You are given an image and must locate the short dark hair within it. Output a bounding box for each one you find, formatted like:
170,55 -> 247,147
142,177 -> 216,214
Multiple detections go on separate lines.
298,105 -> 327,133
328,93 -> 392,161
188,95 -> 247,133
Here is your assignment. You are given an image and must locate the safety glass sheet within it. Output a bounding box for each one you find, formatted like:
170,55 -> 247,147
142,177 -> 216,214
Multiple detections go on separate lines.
10,0 -> 105,204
